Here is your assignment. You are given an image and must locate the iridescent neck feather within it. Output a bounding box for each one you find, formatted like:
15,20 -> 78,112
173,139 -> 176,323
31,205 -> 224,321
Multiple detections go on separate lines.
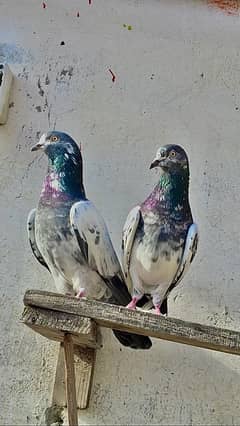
40,150 -> 86,204
142,166 -> 191,220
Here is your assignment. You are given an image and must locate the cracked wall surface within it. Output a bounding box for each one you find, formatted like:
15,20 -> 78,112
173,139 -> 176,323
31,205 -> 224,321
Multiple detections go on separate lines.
1,0 -> 240,425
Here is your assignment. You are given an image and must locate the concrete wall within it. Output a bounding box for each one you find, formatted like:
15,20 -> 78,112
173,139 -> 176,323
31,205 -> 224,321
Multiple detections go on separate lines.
1,0 -> 240,424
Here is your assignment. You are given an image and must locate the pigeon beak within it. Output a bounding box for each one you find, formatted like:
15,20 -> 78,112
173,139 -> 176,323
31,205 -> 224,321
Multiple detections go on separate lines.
31,134 -> 46,152
31,143 -> 43,152
150,159 -> 160,169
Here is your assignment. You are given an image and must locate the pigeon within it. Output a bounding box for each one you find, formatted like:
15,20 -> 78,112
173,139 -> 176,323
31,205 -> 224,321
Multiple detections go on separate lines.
122,144 -> 198,315
27,131 -> 152,350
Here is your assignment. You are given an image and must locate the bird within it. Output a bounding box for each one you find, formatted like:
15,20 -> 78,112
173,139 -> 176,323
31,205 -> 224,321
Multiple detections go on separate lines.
27,131 -> 152,350
122,144 -> 198,316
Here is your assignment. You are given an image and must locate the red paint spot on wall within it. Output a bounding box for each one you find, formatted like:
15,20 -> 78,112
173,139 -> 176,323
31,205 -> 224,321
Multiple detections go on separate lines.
108,69 -> 116,83
207,0 -> 240,15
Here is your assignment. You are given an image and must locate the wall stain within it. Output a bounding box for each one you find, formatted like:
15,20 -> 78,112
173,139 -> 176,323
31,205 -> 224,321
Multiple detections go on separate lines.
37,78 -> 44,97
207,0 -> 240,15
57,66 -> 74,83
45,404 -> 63,426
45,74 -> 50,85
18,67 -> 29,80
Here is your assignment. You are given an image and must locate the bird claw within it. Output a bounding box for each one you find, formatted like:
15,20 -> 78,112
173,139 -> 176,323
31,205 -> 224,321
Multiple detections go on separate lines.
126,297 -> 140,310
127,301 -> 137,310
75,288 -> 86,299
154,305 -> 162,315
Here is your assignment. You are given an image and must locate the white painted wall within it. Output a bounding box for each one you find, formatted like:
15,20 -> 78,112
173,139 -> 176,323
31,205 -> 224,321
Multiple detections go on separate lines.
1,0 -> 240,424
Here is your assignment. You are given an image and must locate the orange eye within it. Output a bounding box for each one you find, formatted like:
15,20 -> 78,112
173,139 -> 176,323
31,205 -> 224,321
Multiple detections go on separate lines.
170,150 -> 176,157
51,135 -> 59,142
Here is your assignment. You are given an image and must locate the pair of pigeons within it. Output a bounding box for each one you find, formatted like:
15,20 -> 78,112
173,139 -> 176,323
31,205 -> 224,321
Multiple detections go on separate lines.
27,131 -> 198,350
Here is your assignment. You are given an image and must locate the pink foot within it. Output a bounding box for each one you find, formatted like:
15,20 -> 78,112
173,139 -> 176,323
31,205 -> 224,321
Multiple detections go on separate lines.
127,297 -> 139,310
75,288 -> 86,299
154,305 -> 162,315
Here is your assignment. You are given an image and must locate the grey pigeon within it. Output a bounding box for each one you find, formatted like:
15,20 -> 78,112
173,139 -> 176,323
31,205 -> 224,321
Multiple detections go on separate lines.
122,144 -> 198,315
27,131 -> 151,349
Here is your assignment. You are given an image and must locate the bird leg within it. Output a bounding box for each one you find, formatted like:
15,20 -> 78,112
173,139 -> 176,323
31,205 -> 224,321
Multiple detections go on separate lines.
152,293 -> 165,316
127,295 -> 142,310
154,304 -> 162,315
75,288 -> 86,299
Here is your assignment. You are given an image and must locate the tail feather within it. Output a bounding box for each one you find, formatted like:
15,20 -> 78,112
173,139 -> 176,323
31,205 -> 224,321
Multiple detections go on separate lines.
160,298 -> 168,315
101,275 -> 152,349
113,329 -> 152,350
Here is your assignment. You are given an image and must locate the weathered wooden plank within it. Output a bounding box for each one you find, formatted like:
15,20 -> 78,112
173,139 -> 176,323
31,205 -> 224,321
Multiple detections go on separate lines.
21,306 -> 98,348
52,344 -> 96,410
52,344 -> 66,408
74,346 -> 96,409
24,290 -> 240,356
63,334 -> 78,426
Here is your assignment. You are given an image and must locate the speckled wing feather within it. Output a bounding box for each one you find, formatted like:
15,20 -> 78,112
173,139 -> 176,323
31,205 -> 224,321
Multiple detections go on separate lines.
27,208 -> 49,271
166,223 -> 199,296
70,200 -> 131,305
122,205 -> 141,293
70,200 -> 152,349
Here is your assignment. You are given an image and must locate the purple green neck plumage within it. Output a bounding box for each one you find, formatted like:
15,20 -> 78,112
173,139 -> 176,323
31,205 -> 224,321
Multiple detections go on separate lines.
142,166 -> 190,217
40,152 -> 86,203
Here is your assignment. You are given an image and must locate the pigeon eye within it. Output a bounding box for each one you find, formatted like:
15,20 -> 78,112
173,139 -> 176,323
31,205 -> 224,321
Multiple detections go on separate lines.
170,150 -> 176,157
50,135 -> 59,142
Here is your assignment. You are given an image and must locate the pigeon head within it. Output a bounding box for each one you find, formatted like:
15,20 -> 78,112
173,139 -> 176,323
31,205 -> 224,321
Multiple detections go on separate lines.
31,131 -> 80,160
31,131 -> 86,200
150,144 -> 189,172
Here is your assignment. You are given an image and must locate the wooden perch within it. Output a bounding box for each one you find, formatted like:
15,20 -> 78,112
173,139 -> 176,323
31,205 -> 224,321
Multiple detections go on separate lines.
21,289 -> 240,426
23,289 -> 240,356
21,305 -> 98,348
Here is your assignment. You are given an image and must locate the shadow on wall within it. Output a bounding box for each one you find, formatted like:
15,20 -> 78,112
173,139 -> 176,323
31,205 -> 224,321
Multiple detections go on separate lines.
74,328 -> 240,425
0,43 -> 33,64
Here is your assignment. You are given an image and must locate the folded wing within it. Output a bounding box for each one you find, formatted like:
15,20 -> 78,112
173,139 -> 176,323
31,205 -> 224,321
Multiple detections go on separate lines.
166,223 -> 199,297
122,205 -> 141,293
27,208 -> 49,271
70,200 -> 132,305
70,200 -> 152,350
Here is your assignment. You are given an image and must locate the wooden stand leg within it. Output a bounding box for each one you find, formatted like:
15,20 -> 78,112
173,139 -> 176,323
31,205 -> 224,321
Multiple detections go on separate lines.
74,346 -> 96,409
63,334 -> 78,426
52,343 -> 66,407
52,343 -> 96,411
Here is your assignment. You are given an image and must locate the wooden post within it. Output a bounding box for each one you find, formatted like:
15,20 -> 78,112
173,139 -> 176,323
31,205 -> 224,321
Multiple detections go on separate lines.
52,344 -> 66,408
52,344 -> 96,410
63,334 -> 78,426
21,305 -> 98,412
74,346 -> 96,409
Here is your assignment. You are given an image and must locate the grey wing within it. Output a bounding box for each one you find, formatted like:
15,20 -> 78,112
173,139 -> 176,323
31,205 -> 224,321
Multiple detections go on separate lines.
27,208 -> 50,271
167,223 -> 199,296
70,200 -> 131,305
122,206 -> 141,293
70,200 -> 152,350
